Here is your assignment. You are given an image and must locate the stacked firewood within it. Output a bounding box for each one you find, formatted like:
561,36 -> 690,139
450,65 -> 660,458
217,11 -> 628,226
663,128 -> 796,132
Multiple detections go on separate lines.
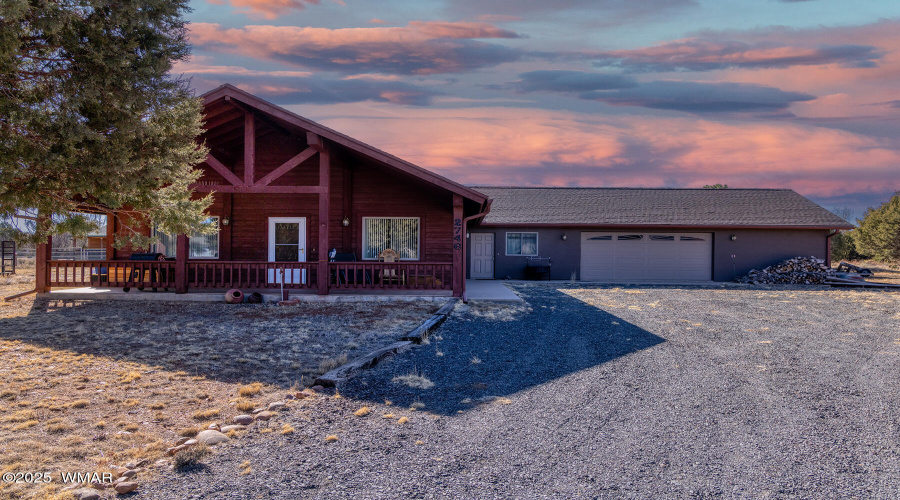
735,256 -> 837,285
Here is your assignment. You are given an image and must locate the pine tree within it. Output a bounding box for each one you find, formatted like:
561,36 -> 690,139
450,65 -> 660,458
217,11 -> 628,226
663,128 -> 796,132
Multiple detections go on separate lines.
853,193 -> 900,263
0,0 -> 211,246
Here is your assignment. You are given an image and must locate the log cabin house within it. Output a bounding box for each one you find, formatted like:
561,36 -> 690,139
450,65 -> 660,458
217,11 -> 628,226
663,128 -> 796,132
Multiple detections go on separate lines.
38,84 -> 490,297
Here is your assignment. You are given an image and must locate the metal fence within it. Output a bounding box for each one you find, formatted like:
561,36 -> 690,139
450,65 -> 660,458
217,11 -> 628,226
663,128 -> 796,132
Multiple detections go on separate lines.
17,248 -> 106,261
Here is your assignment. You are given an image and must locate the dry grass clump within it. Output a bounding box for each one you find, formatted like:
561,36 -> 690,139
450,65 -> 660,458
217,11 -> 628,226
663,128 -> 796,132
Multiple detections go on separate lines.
235,399 -> 256,412
238,382 -> 263,397
392,370 -> 435,389
178,427 -> 200,437
280,424 -> 294,435
353,406 -> 371,417
120,370 -> 142,383
68,399 -> 90,409
325,434 -> 338,442
191,408 -> 220,420
317,353 -> 348,374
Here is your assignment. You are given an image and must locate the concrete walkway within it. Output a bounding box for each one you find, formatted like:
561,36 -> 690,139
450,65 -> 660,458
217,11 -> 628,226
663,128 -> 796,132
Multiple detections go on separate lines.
464,279 -> 523,301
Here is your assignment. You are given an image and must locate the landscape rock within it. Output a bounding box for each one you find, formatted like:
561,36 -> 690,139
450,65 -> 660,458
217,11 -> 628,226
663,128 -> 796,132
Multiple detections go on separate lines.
71,488 -> 101,500
267,401 -> 286,411
735,256 -> 836,285
254,411 -> 275,421
120,469 -> 137,478
196,429 -> 230,445
114,481 -> 138,494
311,385 -> 324,392
183,439 -> 198,446
207,423 -> 221,431
153,459 -> 169,468
233,414 -> 254,425
175,437 -> 191,445
166,445 -> 186,456
285,393 -> 296,400
301,388 -> 317,397
220,424 -> 247,433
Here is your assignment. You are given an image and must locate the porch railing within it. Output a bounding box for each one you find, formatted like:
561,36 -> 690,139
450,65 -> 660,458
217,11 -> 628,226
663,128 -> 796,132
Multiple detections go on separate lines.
186,261 -> 317,289
329,262 -> 451,291
44,260 -> 452,293
47,260 -> 176,289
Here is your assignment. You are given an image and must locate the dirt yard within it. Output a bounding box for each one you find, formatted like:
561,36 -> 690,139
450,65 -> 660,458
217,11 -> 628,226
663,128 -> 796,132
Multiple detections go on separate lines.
0,263 -> 441,500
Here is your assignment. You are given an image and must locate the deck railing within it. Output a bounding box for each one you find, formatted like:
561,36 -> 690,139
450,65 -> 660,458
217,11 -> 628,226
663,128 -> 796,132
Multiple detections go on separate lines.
329,262 -> 451,291
186,261 -> 317,289
45,260 -> 452,293
47,260 -> 176,289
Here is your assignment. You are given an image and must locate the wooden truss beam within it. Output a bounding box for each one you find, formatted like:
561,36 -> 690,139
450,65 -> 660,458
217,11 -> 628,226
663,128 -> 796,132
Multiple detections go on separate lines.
190,184 -> 326,194
244,114 -> 255,186
253,147 -> 318,187
205,154 -> 244,186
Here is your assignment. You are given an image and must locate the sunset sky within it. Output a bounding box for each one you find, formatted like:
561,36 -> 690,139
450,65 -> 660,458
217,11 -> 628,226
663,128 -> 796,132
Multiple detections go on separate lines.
180,0 -> 900,220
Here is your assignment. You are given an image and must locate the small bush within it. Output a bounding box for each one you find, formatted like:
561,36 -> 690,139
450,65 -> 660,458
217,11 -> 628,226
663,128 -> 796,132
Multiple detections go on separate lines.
174,443 -> 210,471
69,399 -> 90,409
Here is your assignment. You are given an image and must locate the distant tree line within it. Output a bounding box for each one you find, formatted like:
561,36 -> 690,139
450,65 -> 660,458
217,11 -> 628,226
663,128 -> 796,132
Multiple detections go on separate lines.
831,192 -> 900,264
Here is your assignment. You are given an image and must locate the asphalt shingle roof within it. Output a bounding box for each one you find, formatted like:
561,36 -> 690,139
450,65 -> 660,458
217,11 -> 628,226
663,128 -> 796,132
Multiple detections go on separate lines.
472,187 -> 852,228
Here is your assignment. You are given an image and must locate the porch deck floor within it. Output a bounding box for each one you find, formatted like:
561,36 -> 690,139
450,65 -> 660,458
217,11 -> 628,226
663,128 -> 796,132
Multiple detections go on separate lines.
41,287 -> 451,303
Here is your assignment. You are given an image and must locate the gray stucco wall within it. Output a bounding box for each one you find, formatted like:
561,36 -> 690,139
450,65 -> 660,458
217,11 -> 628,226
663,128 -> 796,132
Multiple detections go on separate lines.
466,227 -> 831,282
710,228 -> 830,281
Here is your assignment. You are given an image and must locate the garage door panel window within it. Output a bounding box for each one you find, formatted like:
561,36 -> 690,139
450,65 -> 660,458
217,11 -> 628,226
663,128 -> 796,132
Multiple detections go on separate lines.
680,236 -> 706,241
362,217 -> 420,260
617,235 -> 643,241
587,235 -> 612,241
650,235 -> 675,241
506,232 -> 538,256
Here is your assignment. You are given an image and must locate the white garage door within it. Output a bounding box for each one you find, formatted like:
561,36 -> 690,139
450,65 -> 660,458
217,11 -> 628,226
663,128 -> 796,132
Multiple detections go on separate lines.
580,232 -> 712,282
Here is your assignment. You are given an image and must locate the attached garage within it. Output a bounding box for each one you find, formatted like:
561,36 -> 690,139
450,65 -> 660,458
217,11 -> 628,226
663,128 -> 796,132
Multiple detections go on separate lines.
580,232 -> 712,281
467,187 -> 854,282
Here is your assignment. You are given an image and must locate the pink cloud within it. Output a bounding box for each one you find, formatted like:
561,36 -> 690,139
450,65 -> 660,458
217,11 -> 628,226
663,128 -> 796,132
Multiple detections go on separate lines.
189,22 -> 522,74
298,104 -> 899,198
207,0 -> 320,20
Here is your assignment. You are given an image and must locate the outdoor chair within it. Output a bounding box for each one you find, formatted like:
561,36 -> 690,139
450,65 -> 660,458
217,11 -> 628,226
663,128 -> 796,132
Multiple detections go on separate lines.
377,248 -> 405,285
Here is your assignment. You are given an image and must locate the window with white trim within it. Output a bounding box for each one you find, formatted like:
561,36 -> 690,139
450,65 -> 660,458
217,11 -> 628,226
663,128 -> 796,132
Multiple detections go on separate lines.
153,217 -> 220,259
506,232 -> 538,256
362,217 -> 420,260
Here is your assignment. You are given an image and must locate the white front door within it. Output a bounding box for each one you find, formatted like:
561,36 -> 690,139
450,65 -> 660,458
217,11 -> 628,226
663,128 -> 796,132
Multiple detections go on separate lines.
470,233 -> 494,279
268,217 -> 306,284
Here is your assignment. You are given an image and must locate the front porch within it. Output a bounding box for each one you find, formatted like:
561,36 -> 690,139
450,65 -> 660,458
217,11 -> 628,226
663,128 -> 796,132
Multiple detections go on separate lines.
41,259 -> 453,297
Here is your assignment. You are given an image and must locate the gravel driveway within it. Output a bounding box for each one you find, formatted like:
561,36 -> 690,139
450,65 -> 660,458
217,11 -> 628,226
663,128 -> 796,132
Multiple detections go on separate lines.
139,283 -> 900,499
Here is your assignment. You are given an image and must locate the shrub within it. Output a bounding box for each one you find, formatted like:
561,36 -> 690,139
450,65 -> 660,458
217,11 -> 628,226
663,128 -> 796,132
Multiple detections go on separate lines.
854,193 -> 900,263
830,231 -> 859,262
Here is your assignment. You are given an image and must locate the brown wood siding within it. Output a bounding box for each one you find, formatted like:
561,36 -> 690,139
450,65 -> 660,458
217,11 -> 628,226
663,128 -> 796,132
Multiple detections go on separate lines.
347,157 -> 452,262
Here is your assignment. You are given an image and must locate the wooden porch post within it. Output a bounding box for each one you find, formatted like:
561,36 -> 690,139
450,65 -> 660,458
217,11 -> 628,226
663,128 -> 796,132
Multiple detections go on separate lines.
317,141 -> 330,295
105,212 -> 115,260
452,194 -> 463,297
35,234 -> 51,293
175,234 -> 188,294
